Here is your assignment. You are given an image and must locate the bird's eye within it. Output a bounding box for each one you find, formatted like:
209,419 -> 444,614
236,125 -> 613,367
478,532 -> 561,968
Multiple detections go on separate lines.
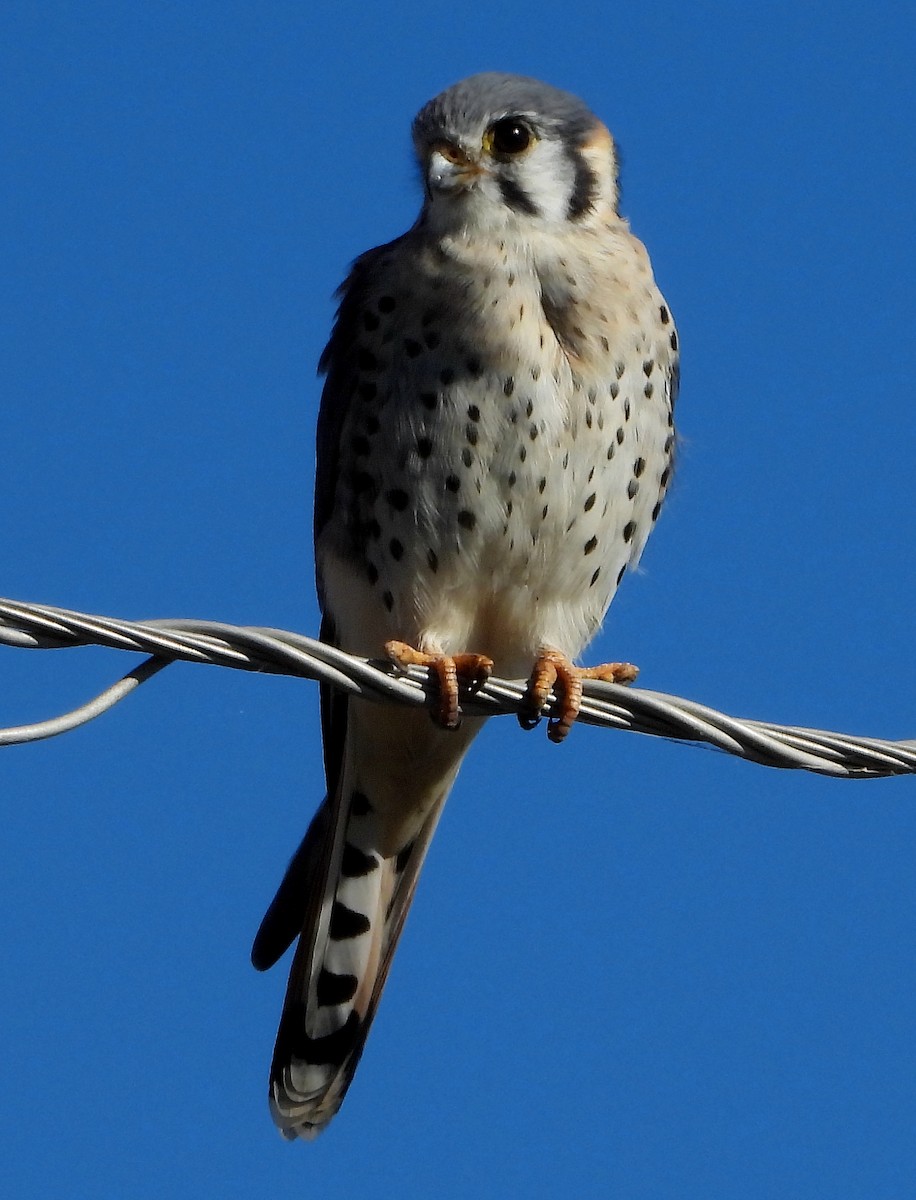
487,118 -> 534,157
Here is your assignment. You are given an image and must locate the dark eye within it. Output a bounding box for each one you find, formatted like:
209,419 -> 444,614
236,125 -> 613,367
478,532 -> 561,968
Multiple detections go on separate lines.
488,118 -> 533,156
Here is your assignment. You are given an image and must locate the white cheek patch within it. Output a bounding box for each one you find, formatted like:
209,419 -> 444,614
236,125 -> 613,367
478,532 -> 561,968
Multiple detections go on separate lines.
506,140 -> 576,224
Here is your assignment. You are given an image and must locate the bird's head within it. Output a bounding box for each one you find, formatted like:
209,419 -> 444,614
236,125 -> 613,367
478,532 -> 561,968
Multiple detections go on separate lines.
412,72 -> 620,236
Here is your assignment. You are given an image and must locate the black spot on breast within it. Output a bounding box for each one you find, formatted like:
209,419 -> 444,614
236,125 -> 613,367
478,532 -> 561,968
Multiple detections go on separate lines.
659,305 -> 670,324
634,457 -> 646,477
467,404 -> 481,422
461,447 -> 474,467
529,425 -> 539,441
644,382 -> 654,398
584,536 -> 598,555
351,471 -> 378,499
457,510 -> 476,530
466,357 -> 482,377
609,381 -> 620,399
329,902 -> 371,940
590,567 -> 601,587
651,501 -> 662,521
584,493 -> 596,512
627,479 -> 639,499
615,362 -> 626,379
420,392 -> 438,410
623,521 -> 636,542
660,465 -> 671,487
519,446 -> 527,462
465,425 -> 478,446
525,399 -> 534,418
670,329 -> 679,351
440,367 -> 455,386
417,436 -> 433,458
389,538 -> 404,560
445,475 -> 460,492
386,488 -> 409,511
643,361 -> 655,378
616,427 -> 625,445
504,376 -> 515,396
538,477 -> 547,494
617,564 -> 627,585
378,295 -> 397,313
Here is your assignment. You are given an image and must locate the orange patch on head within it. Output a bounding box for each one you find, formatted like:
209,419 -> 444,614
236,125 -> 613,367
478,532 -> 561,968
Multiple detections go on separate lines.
580,120 -> 614,154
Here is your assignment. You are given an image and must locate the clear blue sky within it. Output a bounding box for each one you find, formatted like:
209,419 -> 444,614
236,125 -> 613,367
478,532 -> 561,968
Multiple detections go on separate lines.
3,3 -> 916,1196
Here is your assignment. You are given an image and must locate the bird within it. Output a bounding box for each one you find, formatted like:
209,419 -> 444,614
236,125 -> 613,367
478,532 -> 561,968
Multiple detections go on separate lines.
250,71 -> 678,1139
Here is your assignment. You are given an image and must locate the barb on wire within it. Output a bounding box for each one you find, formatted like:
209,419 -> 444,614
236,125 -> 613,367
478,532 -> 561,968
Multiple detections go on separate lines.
0,597 -> 913,780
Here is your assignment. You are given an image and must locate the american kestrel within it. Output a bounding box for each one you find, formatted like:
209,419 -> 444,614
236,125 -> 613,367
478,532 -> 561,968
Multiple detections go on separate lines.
251,72 -> 678,1138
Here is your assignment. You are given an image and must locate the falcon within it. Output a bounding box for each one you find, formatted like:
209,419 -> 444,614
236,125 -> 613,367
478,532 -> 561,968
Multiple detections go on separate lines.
251,71 -> 678,1138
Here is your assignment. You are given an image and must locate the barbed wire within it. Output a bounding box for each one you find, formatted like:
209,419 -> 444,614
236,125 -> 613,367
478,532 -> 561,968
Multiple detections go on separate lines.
0,596 -> 913,780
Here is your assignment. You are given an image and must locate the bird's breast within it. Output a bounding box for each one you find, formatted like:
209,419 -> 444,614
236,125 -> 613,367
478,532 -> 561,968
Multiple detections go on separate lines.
319,227 -> 676,672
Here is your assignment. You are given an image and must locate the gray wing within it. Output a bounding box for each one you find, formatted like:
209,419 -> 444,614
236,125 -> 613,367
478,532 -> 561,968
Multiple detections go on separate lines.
251,234 -> 407,968
313,234 -> 410,556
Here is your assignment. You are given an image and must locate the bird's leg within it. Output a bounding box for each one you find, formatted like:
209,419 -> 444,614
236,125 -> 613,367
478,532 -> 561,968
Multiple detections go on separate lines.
519,648 -> 639,744
385,641 -> 494,730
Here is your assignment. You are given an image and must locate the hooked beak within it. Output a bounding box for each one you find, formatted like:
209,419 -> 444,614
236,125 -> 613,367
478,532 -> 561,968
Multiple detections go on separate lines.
427,140 -> 483,193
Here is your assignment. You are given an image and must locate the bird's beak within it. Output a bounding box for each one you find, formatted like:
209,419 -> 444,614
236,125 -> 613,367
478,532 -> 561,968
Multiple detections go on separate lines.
427,140 -> 483,193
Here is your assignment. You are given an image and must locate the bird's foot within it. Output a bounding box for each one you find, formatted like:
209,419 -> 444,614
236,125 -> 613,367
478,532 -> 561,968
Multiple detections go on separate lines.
385,641 -> 494,730
519,648 -> 639,743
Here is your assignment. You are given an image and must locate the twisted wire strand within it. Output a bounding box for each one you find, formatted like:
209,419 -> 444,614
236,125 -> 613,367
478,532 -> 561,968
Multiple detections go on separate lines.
0,597 -> 913,779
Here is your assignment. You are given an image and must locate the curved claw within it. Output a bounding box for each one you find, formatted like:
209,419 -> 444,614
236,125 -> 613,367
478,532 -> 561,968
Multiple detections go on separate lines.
519,649 -> 639,743
385,641 -> 494,730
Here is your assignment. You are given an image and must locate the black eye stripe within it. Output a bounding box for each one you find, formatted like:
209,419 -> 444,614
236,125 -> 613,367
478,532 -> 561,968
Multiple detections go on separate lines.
567,151 -> 597,220
498,177 -> 540,216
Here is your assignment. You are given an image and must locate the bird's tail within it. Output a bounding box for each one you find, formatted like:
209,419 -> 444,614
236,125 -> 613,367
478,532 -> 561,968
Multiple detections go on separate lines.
252,706 -> 478,1138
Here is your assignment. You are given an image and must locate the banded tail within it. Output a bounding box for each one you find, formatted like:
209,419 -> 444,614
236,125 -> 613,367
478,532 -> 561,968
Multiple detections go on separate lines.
253,700 -> 479,1138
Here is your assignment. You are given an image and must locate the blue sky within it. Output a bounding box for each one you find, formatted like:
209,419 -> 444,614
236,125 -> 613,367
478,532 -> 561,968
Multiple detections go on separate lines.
3,2 -> 916,1196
